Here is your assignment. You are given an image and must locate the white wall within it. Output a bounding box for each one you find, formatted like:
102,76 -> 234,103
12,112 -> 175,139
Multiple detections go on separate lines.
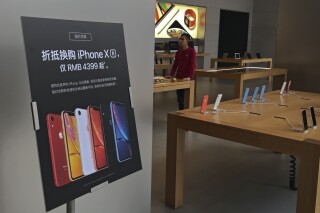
0,0 -> 154,213
164,0 -> 254,69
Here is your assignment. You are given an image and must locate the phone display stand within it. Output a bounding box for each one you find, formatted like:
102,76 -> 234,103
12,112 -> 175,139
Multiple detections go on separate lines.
67,200 -> 75,213
274,116 -> 308,133
256,98 -> 271,103
213,109 -> 247,114
289,93 -> 310,100
201,111 -> 210,114
246,101 -> 275,105
286,91 -> 296,95
281,91 -> 296,96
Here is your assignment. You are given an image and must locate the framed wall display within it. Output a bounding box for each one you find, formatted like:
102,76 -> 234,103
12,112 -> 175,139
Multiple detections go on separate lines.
155,1 -> 206,40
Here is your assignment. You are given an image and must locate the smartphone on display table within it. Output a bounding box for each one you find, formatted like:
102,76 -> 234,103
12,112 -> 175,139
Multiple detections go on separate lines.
259,85 -> 266,100
62,111 -> 83,180
280,82 -> 287,95
75,108 -> 96,175
213,94 -> 222,111
88,106 -> 108,169
301,109 -> 308,133
110,101 -> 133,162
286,80 -> 292,93
200,95 -> 208,113
46,114 -> 71,187
310,106 -> 317,128
242,88 -> 250,104
251,87 -> 259,102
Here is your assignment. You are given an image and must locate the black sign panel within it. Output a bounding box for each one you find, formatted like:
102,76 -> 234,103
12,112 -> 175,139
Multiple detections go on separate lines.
21,17 -> 142,211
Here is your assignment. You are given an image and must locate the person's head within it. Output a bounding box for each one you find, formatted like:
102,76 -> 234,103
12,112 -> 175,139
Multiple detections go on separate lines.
179,33 -> 191,49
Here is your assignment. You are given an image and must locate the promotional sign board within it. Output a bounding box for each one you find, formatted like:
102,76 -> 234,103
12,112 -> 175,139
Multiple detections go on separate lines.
21,17 -> 142,211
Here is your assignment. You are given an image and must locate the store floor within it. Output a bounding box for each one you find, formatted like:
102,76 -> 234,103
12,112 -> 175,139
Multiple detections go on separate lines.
151,77 -> 297,213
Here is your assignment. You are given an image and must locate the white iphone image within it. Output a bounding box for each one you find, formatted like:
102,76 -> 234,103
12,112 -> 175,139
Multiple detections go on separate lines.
75,108 -> 97,175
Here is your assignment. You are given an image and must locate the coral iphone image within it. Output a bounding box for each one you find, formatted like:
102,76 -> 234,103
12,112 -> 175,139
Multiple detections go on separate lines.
110,101 -> 133,162
46,114 -> 71,187
88,106 -> 108,169
62,111 -> 83,180
200,95 -> 208,113
75,108 -> 96,175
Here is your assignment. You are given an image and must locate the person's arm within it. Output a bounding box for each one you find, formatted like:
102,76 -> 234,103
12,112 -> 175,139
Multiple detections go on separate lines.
187,48 -> 196,80
169,52 -> 179,77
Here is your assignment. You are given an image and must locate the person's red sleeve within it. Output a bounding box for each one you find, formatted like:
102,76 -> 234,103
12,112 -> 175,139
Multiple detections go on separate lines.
170,52 -> 179,77
188,49 -> 196,79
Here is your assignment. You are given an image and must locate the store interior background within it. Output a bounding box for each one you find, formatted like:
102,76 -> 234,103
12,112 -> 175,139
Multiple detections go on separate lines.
0,0 -> 154,213
0,0 -> 320,213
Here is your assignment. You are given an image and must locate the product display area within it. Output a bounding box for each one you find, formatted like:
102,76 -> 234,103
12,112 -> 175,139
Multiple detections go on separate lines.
211,57 -> 273,69
194,67 -> 287,98
166,90 -> 320,212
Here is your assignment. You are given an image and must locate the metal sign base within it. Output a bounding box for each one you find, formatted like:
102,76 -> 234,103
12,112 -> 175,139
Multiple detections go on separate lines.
67,200 -> 75,213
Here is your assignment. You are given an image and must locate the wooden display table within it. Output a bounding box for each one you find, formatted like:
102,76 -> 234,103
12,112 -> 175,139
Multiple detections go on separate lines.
154,63 -> 172,70
155,52 -> 210,59
154,53 -> 210,75
153,79 -> 195,109
211,58 -> 273,68
165,90 -> 320,213
194,67 -> 287,98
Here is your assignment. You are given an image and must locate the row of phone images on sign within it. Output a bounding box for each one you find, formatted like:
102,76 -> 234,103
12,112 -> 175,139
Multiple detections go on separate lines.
46,102 -> 132,187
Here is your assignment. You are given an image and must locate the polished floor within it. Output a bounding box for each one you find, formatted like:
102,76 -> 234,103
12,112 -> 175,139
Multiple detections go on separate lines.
151,76 -> 298,213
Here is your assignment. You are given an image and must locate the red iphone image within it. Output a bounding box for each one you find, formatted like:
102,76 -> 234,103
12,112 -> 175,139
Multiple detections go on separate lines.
46,114 -> 71,187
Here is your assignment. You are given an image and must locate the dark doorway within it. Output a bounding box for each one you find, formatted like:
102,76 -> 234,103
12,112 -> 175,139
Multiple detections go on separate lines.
218,10 -> 249,67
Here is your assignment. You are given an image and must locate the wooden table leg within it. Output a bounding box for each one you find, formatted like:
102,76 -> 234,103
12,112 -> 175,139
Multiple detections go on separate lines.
296,152 -> 320,213
210,60 -> 217,82
165,114 -> 185,209
234,76 -> 244,99
184,80 -> 195,109
268,59 -> 273,68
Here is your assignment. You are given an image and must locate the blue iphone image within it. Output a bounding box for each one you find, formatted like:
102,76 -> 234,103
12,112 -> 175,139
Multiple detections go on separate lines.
110,101 -> 132,162
242,88 -> 250,104
259,85 -> 266,100
251,87 -> 259,102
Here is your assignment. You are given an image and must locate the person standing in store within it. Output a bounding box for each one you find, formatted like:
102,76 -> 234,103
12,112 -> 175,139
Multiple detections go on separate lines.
169,33 -> 196,110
